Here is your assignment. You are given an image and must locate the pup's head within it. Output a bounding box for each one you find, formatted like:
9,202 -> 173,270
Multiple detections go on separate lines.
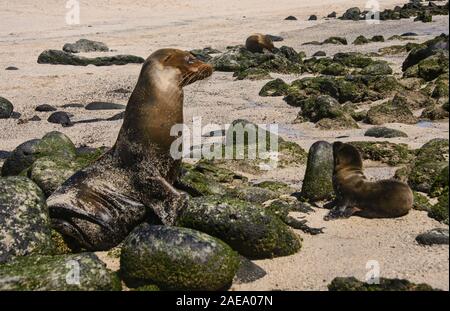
144,49 -> 213,88
332,142 -> 363,172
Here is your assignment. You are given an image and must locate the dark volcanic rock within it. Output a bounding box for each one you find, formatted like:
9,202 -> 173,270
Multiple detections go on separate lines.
301,141 -> 334,202
402,34 -> 449,71
0,176 -> 53,263
35,104 -> 57,112
62,39 -> 109,53
120,224 -> 240,290
5,66 -> 18,70
327,12 -> 337,18
364,127 -> 408,138
341,7 -> 362,20
85,102 -> 126,110
328,277 -> 440,291
0,253 -> 121,290
308,15 -> 318,21
0,97 -> 14,119
37,50 -> 144,66
313,51 -> 326,57
285,16 -> 298,20
47,111 -> 73,127
416,228 -> 449,245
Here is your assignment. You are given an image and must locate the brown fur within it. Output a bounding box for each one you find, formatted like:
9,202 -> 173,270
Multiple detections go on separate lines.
325,142 -> 413,220
48,49 -> 213,250
245,34 -> 275,53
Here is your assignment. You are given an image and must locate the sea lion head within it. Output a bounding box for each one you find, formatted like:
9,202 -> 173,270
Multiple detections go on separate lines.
245,34 -> 275,53
144,48 -> 213,88
332,142 -> 363,171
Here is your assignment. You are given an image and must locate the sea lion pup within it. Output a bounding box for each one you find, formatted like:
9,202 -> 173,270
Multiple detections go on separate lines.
245,34 -> 275,53
324,142 -> 413,220
47,49 -> 213,250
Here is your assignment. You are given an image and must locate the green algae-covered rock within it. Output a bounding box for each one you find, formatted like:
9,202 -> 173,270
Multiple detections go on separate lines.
234,67 -> 272,80
259,78 -> 290,96
328,277 -> 440,291
408,138 -> 449,193
353,35 -> 370,45
294,95 -> 344,123
0,177 -> 53,264
254,180 -> 294,195
0,96 -> 14,119
366,96 -> 417,125
348,141 -> 414,166
429,191 -> 449,225
301,141 -> 334,202
120,224 -> 239,290
323,37 -> 348,45
360,61 -> 393,76
430,166 -> 449,198
178,196 -> 301,259
413,191 -> 433,211
417,51 -> 449,81
0,253 -> 121,291
333,52 -> 373,68
321,63 -> 348,76
315,114 -> 359,130
1,131 -> 77,176
420,104 -> 449,120
229,186 -> 279,204
178,163 -> 228,197
364,127 -> 408,138
37,49 -> 144,66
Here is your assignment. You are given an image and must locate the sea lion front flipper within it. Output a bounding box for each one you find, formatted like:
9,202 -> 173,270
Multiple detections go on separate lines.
324,202 -> 359,221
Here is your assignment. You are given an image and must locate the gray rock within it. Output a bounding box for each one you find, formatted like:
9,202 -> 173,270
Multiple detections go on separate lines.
37,50 -> 144,66
308,15 -> 318,21
0,253 -> 121,290
360,61 -> 393,76
341,7 -> 362,20
177,196 -> 301,259
47,111 -> 73,127
301,141 -> 334,202
364,127 -> 408,138
85,102 -> 126,110
313,51 -> 326,57
0,177 -> 53,263
416,228 -> 449,245
120,224 -> 240,290
35,104 -> 57,112
62,39 -> 109,53
0,97 -> 14,119
233,256 -> 266,284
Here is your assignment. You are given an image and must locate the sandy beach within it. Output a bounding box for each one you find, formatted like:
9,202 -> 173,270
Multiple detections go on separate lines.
0,0 -> 448,291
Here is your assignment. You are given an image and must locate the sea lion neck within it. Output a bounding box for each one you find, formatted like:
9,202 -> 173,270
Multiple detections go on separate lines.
114,60 -> 184,166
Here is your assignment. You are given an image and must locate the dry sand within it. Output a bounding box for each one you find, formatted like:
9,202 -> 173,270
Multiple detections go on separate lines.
0,0 -> 448,290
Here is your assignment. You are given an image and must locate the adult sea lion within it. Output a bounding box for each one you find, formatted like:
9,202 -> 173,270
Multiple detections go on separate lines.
325,142 -> 413,220
47,49 -> 213,250
245,34 -> 275,53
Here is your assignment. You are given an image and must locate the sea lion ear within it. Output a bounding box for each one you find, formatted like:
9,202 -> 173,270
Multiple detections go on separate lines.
163,54 -> 173,63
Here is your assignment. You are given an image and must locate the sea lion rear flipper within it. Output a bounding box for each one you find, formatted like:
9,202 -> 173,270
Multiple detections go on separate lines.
324,203 -> 360,221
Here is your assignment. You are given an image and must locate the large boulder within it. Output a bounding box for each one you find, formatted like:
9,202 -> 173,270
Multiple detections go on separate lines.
349,141 -> 414,166
364,127 -> 408,138
177,196 -> 301,259
366,96 -> 417,125
120,224 -> 240,290
0,96 -> 14,119
0,253 -> 121,290
416,228 -> 449,245
341,7 -> 362,21
402,34 -> 449,71
300,141 -> 334,202
0,177 -> 53,263
37,50 -> 144,66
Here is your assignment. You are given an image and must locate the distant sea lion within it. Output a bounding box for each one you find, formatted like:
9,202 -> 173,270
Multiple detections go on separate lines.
245,34 -> 275,53
47,49 -> 213,250
325,142 -> 413,220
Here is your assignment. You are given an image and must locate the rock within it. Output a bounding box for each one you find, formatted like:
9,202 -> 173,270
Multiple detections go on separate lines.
323,37 -> 348,45
414,10 -> 432,22
120,224 -> 240,290
35,104 -> 57,112
420,104 -> 449,120
341,7 -> 362,21
353,35 -> 370,45
285,16 -> 297,20
229,186 -> 278,204
349,141 -> 414,166
1,131 -> 76,176
177,196 -> 301,259
37,50 -> 144,66
233,256 -> 266,284
0,177 -> 53,263
417,51 -> 449,81
366,95 -> 417,125
266,35 -> 284,42
402,34 -> 449,71
28,115 -> 41,122
47,111 -> 73,127
333,52 -> 374,68
254,180 -> 294,195
62,39 -> 109,53
379,45 -> 408,56
233,68 -> 272,80
413,191 -> 433,211
0,97 -> 14,119
85,102 -> 126,110
402,32 -> 418,37
0,253 -> 121,290
416,228 -> 449,245
328,277 -> 439,291
301,141 -> 334,202
431,76 -> 449,98
360,61 -> 393,76
364,127 -> 408,138
107,111 -> 125,121
429,191 -> 449,224
315,114 -> 360,130
327,11 -> 337,18
259,78 -> 289,96
430,165 -> 449,198
294,95 -> 350,123
312,51 -> 326,57
408,138 -> 449,193
190,47 -> 221,62
371,35 -> 385,42
308,15 -> 318,21
61,103 -> 84,108
321,63 -> 348,76
5,66 -> 18,70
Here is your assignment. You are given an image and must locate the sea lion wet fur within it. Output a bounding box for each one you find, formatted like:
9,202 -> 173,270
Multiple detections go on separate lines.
47,49 -> 213,250
325,142 -> 413,220
245,34 -> 275,53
